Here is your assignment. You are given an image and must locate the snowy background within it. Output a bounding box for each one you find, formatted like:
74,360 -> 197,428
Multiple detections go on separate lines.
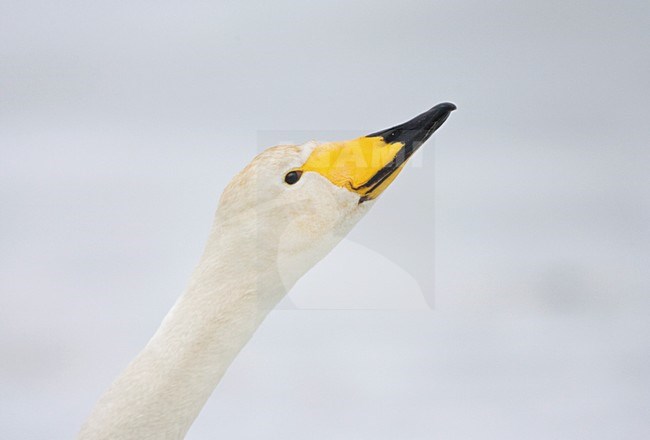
2,1 -> 649,438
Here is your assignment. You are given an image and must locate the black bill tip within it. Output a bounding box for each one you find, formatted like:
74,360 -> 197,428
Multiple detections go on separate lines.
355,102 -> 456,203
436,102 -> 457,112
366,102 -> 457,149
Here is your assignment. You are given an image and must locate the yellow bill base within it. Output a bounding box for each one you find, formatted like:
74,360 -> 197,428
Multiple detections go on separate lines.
298,136 -> 407,200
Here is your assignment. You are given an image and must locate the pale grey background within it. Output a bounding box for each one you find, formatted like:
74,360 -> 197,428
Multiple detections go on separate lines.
2,1 -> 650,439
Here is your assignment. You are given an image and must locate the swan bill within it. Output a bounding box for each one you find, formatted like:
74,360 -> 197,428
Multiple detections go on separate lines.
299,102 -> 456,202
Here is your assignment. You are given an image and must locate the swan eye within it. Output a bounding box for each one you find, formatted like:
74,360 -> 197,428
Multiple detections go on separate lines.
284,170 -> 302,185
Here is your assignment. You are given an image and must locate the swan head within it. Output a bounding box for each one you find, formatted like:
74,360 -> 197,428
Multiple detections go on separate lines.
212,103 -> 456,291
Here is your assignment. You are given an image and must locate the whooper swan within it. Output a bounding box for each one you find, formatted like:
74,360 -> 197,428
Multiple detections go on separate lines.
78,102 -> 456,439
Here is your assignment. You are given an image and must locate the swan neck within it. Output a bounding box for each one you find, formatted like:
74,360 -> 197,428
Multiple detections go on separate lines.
78,239 -> 286,439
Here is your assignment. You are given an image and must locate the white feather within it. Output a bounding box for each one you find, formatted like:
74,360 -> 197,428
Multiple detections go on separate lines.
78,142 -> 373,439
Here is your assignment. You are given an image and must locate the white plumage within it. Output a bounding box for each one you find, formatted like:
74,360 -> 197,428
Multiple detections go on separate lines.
78,103 -> 455,439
